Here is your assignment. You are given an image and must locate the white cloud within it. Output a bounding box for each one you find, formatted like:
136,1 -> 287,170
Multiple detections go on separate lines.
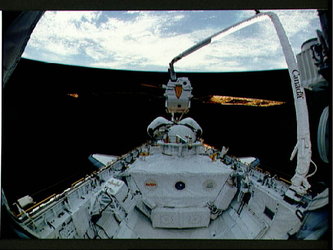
23,10 -> 321,72
174,9 -> 320,72
236,10 -> 320,52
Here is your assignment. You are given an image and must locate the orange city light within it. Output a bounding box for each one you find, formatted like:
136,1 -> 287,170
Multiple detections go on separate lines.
67,93 -> 79,99
207,95 -> 285,107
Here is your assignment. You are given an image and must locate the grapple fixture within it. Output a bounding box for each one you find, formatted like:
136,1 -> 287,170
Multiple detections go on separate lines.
163,77 -> 193,117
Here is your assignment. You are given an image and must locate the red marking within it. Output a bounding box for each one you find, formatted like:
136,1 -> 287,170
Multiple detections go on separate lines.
175,85 -> 183,99
145,183 -> 157,187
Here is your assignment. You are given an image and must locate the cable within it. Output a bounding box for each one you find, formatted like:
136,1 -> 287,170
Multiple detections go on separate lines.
306,160 -> 318,178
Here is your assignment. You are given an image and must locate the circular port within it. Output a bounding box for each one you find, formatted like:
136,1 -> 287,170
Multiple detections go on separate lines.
175,181 -> 186,190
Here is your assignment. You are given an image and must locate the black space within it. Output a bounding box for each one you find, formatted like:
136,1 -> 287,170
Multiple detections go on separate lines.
2,58 -> 330,212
